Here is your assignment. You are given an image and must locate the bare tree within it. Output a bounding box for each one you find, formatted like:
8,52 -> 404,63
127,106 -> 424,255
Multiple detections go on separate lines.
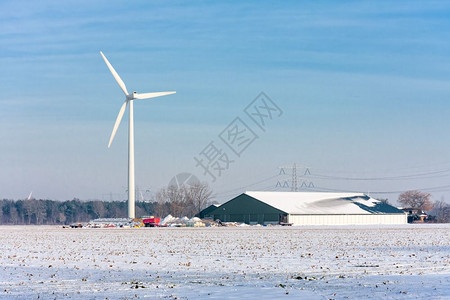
186,183 -> 213,217
93,201 -> 106,218
167,185 -> 186,217
32,200 -> 47,225
430,200 -> 450,223
154,186 -> 185,217
154,182 -> 214,218
22,200 -> 33,224
398,190 -> 433,211
9,205 -> 19,224
154,190 -> 170,217
378,198 -> 390,205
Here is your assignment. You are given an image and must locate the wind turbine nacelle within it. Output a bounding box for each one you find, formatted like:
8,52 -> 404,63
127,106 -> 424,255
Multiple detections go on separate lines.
127,91 -> 138,100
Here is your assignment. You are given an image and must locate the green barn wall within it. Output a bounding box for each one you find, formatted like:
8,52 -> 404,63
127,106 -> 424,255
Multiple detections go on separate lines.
208,194 -> 287,225
198,204 -> 220,218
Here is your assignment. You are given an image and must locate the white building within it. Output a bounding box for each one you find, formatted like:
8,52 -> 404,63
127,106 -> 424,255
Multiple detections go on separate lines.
205,191 -> 407,225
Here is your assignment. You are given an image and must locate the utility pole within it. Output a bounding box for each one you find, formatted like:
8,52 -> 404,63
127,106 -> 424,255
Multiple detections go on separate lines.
277,163 -> 314,191
291,163 -> 298,192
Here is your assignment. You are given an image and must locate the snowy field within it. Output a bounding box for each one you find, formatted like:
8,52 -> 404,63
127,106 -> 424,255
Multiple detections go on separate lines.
0,225 -> 449,299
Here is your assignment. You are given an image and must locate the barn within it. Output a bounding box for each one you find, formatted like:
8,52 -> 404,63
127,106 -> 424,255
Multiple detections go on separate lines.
197,204 -> 220,219
205,191 -> 407,225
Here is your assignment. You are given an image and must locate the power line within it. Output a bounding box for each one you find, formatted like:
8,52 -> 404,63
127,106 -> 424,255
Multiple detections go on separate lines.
214,174 -> 279,198
310,168 -> 450,181
310,184 -> 450,195
311,160 -> 450,175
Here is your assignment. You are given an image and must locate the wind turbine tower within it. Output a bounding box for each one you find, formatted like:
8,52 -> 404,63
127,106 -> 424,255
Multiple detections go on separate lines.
100,51 -> 176,219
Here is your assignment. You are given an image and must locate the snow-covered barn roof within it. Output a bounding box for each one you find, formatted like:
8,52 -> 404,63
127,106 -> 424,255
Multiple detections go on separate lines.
244,191 -> 404,215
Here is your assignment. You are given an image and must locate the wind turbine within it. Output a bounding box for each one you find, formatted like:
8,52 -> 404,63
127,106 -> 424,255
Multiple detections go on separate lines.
100,51 -> 175,219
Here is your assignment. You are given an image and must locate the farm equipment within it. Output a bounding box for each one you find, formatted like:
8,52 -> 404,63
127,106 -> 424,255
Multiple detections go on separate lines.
142,217 -> 161,227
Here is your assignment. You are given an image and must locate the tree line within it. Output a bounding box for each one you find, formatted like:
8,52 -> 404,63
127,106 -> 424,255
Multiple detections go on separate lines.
0,199 -> 152,225
0,183 -> 214,225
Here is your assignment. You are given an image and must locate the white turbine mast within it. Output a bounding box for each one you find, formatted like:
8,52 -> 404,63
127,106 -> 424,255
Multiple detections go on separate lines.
100,51 -> 175,219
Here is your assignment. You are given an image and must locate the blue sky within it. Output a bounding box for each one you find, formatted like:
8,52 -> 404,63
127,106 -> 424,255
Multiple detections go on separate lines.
1,0 -> 450,204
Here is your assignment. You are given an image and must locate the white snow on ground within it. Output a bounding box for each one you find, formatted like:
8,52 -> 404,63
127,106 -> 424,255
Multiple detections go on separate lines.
0,224 -> 449,299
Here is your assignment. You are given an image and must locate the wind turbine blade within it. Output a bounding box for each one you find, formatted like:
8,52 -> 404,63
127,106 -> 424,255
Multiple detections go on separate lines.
100,51 -> 129,96
134,91 -> 176,99
108,100 -> 128,148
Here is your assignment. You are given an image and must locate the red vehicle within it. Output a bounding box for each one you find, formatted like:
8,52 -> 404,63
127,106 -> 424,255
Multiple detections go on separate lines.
143,217 -> 161,227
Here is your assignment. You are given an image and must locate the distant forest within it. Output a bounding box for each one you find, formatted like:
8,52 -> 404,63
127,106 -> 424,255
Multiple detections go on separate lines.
0,183 -> 215,225
0,199 -> 157,225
